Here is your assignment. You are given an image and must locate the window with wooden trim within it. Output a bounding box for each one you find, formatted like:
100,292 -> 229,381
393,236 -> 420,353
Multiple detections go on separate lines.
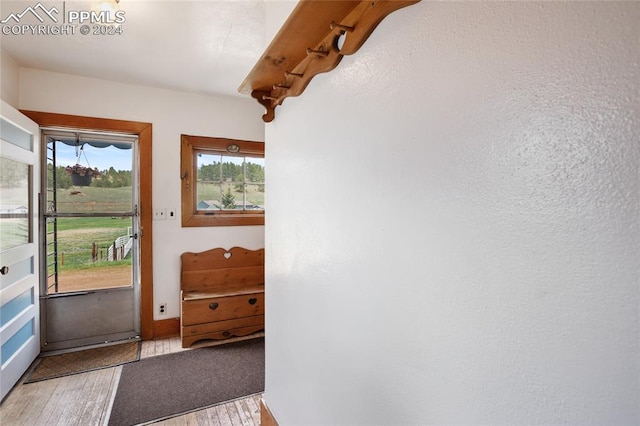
181,134 -> 264,227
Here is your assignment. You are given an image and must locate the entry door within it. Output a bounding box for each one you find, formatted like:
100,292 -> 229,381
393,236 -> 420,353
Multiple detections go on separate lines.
40,129 -> 140,352
0,101 -> 40,401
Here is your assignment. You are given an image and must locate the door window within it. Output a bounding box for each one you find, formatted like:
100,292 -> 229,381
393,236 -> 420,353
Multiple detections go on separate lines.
43,130 -> 138,294
0,156 -> 30,251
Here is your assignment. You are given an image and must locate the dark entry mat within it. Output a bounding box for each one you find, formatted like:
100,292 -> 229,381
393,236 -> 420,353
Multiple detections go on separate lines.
108,338 -> 264,426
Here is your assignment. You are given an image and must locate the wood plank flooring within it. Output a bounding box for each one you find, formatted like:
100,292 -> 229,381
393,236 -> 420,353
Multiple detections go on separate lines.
0,337 -> 262,425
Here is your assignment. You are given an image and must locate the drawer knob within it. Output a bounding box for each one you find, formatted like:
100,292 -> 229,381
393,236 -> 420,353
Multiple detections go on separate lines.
248,298 -> 258,305
223,331 -> 231,337
209,302 -> 219,310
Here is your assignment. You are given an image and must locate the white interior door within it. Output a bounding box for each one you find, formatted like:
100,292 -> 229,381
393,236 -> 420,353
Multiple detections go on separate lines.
0,101 -> 40,401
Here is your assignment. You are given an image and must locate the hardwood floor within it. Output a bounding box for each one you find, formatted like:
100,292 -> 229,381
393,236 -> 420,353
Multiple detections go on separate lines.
0,337 -> 262,425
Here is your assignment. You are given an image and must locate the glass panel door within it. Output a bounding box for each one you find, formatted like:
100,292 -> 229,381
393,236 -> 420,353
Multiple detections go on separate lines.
0,102 -> 40,401
40,129 -> 140,352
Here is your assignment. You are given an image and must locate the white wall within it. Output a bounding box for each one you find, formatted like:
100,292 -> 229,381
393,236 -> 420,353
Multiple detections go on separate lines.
1,49 -> 20,108
265,1 -> 639,424
264,0 -> 296,42
19,68 -> 265,319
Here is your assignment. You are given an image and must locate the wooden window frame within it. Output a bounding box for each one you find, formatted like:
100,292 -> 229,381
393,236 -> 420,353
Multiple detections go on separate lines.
181,134 -> 265,227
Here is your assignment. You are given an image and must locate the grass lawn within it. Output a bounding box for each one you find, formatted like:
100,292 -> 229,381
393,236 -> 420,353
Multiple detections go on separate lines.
47,216 -> 134,292
48,216 -> 132,268
52,185 -> 132,213
41,174 -> 137,292
197,182 -> 265,207
46,185 -> 134,271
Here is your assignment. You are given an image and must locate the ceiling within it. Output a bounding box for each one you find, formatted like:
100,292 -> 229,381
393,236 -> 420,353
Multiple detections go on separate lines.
0,0 -> 266,98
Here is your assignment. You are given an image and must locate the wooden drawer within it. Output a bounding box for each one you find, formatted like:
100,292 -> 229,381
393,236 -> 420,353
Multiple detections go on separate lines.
182,316 -> 264,338
181,324 -> 264,348
181,292 -> 264,326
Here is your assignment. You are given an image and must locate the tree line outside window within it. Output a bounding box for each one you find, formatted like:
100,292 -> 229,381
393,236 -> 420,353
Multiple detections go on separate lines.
196,154 -> 265,211
197,160 -> 265,188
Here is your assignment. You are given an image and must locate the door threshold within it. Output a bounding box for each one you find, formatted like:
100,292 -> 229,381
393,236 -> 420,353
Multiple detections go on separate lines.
40,336 -> 141,357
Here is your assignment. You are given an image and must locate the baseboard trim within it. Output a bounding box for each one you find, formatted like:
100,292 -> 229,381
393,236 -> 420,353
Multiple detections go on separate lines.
153,317 -> 180,339
260,398 -> 279,426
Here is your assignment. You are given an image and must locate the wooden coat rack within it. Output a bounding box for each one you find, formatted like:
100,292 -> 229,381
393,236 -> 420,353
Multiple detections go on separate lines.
239,0 -> 420,122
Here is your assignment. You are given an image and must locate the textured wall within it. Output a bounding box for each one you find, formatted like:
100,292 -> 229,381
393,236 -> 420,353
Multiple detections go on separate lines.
265,1 -> 639,424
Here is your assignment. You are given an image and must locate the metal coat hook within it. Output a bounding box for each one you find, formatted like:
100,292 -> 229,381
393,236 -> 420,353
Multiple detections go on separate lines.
306,48 -> 328,58
330,21 -> 354,32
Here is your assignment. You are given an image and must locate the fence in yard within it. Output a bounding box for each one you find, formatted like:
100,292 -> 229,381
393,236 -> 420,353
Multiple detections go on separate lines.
107,233 -> 133,261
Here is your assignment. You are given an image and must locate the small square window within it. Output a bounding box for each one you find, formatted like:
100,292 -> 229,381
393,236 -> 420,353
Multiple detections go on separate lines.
181,135 -> 264,227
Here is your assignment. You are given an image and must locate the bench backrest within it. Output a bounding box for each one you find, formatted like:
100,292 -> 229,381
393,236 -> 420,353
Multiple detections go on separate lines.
180,247 -> 265,293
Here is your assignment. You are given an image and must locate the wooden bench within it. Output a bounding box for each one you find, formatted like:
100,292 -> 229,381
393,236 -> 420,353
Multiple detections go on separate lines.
180,247 -> 265,348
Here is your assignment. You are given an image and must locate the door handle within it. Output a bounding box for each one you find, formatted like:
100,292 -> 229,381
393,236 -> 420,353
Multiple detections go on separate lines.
0,266 -> 8,275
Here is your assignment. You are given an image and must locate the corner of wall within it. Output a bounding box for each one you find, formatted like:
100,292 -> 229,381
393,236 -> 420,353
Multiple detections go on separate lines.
0,49 -> 20,108
260,398 -> 279,426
